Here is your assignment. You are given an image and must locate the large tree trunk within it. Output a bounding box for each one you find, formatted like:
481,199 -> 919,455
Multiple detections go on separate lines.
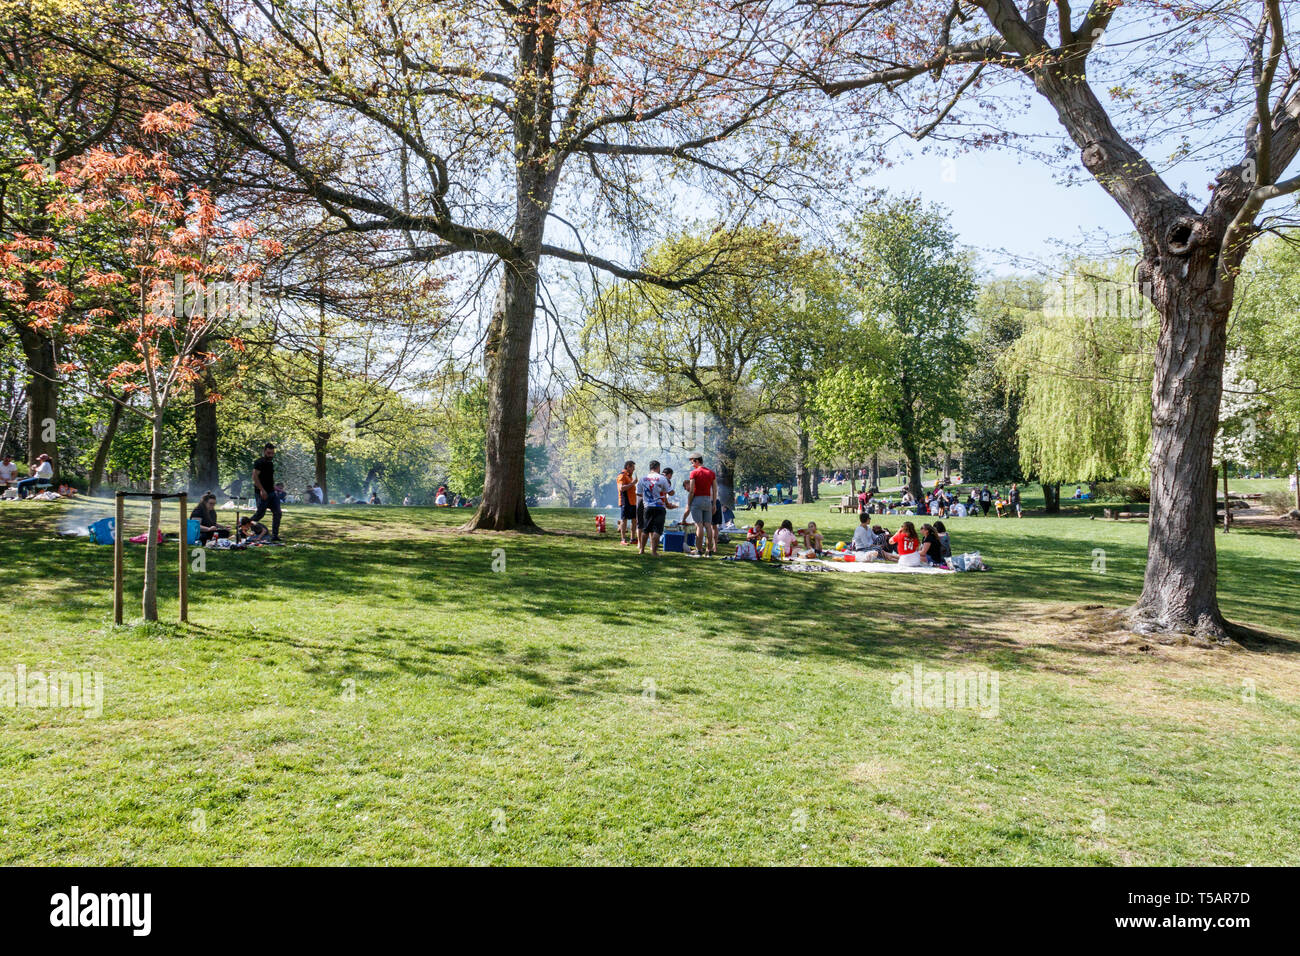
902,440 -> 923,502
1043,481 -> 1061,514
88,397 -> 124,495
869,453 -> 879,490
142,416 -> 165,622
795,410 -> 812,504
313,433 -> 328,504
190,374 -> 220,495
465,254 -> 541,531
16,322 -> 58,475
1128,287 -> 1230,641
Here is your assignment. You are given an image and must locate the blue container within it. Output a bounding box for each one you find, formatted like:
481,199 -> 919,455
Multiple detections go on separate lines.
662,531 -> 696,553
88,517 -> 115,545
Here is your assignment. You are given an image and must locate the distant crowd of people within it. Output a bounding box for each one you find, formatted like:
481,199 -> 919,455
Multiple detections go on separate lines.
843,481 -> 1023,519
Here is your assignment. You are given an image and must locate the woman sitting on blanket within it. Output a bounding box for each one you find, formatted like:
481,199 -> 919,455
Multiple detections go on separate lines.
190,492 -> 230,544
887,521 -> 922,566
919,523 -> 947,567
933,520 -> 952,561
773,519 -> 798,558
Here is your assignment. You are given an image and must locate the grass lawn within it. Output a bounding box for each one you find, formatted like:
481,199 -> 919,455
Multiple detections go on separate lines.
2,489 -> 1298,865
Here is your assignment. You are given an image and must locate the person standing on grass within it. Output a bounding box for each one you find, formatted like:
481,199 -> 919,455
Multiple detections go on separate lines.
1009,483 -> 1022,518
636,460 -> 670,556
616,460 -> 638,546
250,442 -> 283,542
979,484 -> 992,517
685,454 -> 718,556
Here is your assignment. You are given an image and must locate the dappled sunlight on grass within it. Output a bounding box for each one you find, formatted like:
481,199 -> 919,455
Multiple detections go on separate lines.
1,495 -> 1297,864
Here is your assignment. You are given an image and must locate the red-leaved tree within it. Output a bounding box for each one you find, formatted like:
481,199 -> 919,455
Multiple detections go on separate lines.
1,103 -> 280,620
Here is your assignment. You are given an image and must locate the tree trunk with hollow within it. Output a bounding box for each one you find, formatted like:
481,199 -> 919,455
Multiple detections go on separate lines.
1128,281 -> 1230,640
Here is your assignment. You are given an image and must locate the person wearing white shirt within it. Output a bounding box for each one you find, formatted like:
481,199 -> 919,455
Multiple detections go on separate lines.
635,461 -> 671,556
0,455 -> 16,493
17,454 -> 53,499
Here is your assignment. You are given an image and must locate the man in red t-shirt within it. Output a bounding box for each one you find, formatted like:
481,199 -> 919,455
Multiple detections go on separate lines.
616,461 -> 638,546
685,454 -> 718,556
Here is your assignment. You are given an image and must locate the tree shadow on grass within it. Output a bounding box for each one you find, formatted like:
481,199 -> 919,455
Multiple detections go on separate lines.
7,509 -> 1298,698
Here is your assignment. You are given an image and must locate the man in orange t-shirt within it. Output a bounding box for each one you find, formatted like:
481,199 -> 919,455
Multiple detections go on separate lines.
616,460 -> 638,545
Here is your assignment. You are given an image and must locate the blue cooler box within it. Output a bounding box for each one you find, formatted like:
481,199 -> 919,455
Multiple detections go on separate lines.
662,531 -> 696,553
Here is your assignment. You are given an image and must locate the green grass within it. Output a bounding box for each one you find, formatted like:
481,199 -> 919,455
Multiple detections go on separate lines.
1,491 -> 1298,865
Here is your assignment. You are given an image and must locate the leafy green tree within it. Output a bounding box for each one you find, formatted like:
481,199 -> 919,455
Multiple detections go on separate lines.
583,224 -> 846,505
809,369 -> 896,484
841,195 -> 976,501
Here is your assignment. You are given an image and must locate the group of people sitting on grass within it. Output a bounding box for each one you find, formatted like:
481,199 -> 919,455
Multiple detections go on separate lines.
189,491 -> 278,547
736,512 -> 951,567
0,453 -> 54,499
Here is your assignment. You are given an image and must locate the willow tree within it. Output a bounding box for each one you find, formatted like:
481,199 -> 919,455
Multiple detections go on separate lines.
1001,262 -> 1154,493
796,0 -> 1300,639
66,0 -> 836,530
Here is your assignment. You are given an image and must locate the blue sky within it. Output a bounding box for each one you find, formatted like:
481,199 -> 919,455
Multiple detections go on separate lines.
862,97 -> 1139,277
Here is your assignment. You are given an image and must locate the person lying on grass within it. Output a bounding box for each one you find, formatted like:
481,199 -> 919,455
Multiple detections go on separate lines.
237,516 -> 271,545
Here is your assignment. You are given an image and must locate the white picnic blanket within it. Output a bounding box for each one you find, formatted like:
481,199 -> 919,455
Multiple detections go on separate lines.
788,557 -> 954,574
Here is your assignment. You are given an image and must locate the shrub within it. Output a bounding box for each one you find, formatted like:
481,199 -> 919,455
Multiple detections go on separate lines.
1262,490 -> 1296,515
1094,481 -> 1151,503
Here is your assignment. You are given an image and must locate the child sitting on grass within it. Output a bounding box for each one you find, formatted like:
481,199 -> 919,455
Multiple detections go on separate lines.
797,521 -> 824,554
237,516 -> 271,545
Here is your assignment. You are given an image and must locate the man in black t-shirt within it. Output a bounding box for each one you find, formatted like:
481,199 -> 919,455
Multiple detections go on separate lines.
250,442 -> 282,541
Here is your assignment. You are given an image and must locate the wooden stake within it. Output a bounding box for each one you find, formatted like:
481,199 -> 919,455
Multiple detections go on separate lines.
113,491 -> 125,624
178,493 -> 189,623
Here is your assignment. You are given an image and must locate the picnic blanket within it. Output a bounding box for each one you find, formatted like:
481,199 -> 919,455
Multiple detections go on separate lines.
785,557 -> 954,574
